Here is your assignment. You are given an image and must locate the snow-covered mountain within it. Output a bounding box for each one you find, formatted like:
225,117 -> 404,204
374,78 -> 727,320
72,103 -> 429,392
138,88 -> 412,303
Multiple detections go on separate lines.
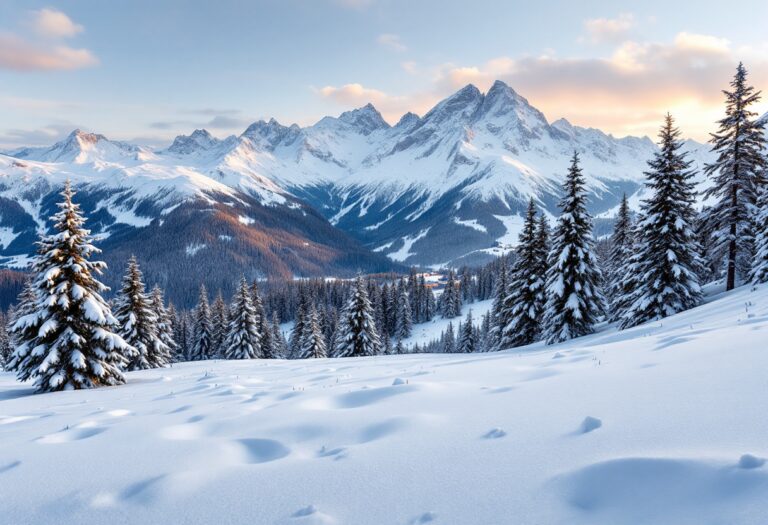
0,81 -> 722,290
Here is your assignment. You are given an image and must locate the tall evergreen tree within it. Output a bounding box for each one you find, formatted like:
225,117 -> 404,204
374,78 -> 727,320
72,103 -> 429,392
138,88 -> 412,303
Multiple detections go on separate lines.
289,287 -> 309,357
190,285 -> 213,361
0,311 -> 11,369
270,311 -> 289,358
114,256 -> 169,370
150,285 -> 178,363
298,304 -> 327,359
394,281 -> 413,340
9,182 -> 131,392
606,194 -> 636,322
443,322 -> 456,353
488,258 -> 508,351
703,63 -> 767,290
440,271 -> 462,318
458,310 -> 477,353
500,199 -> 546,348
333,276 -> 382,357
620,115 -> 703,328
210,291 -> 228,358
223,278 -> 261,359
250,282 -> 273,358
543,153 -> 605,344
5,278 -> 37,372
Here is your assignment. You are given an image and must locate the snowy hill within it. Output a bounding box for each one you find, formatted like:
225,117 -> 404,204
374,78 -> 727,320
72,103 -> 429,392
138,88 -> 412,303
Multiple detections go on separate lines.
0,82 -> 719,279
2,284 -> 768,524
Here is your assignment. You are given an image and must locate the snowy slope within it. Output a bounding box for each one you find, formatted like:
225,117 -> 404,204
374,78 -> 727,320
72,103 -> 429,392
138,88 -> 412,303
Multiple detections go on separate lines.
2,284 -> 768,524
1,82 -> 719,271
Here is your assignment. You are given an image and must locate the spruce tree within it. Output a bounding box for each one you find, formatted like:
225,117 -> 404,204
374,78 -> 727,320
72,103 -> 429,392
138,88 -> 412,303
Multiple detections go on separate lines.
620,114 -> 703,328
270,311 -> 288,358
543,153 -> 605,344
150,285 -> 178,363
443,322 -> 456,353
606,194 -> 636,322
500,199 -> 546,348
333,276 -> 382,357
5,278 -> 37,372
9,182 -> 131,392
190,285 -> 213,360
458,310 -> 477,353
298,304 -> 327,359
488,258 -> 508,351
440,271 -> 462,318
0,311 -> 10,369
703,63 -> 767,290
394,281 -> 413,340
114,256 -> 169,370
250,282 -> 273,358
223,278 -> 262,359
210,291 -> 228,358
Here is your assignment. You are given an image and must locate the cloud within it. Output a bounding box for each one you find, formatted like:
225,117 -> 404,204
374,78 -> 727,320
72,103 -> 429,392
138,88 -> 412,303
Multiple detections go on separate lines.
431,32 -> 768,139
583,13 -> 635,44
0,122 -> 83,149
377,33 -> 407,52
30,8 -> 83,38
149,114 -> 250,132
0,34 -> 98,71
401,61 -> 418,74
0,9 -> 96,71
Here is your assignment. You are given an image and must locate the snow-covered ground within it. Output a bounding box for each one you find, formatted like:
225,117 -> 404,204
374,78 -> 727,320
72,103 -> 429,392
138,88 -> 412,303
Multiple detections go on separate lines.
2,285 -> 768,524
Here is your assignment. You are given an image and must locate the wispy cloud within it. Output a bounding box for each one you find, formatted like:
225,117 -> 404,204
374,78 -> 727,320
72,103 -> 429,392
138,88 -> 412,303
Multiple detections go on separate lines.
29,8 -> 84,39
0,9 -> 97,71
377,33 -> 407,52
582,13 -> 635,44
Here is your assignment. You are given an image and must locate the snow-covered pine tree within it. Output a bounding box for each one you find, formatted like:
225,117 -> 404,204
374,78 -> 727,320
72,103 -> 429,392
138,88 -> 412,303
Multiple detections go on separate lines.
620,114 -> 703,328
150,285 -> 178,363
333,276 -> 382,357
250,282 -> 273,358
5,278 -> 37,372
487,258 -> 508,351
190,285 -> 214,361
223,278 -> 262,359
543,152 -> 605,344
458,310 -> 477,353
210,291 -> 228,359
394,337 -> 405,355
9,181 -> 131,392
114,256 -> 169,370
443,322 -> 456,353
298,304 -> 327,358
394,281 -> 413,340
0,311 -> 10,369
500,199 -> 546,348
440,271 -> 462,318
172,307 -> 190,361
751,181 -> 768,283
606,194 -> 636,322
703,63 -> 767,290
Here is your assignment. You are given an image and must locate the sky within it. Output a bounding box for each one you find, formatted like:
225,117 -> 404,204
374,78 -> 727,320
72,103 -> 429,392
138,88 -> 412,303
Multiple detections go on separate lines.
1,0 -> 767,149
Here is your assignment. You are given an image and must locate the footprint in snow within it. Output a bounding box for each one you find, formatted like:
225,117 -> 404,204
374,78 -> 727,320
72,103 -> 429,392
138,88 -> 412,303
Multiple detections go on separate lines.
579,416 -> 602,434
410,511 -> 437,524
483,428 -> 507,439
738,454 -> 766,469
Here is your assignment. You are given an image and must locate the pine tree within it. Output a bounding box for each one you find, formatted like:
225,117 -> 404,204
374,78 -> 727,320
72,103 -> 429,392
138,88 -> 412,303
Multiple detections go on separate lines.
150,285 -> 178,363
394,337 -> 406,355
443,322 -> 456,353
114,256 -> 169,370
250,282 -> 273,358
333,276 -> 382,357
289,287 -> 309,358
210,291 -> 228,358
620,115 -> 703,328
223,278 -> 261,359
500,199 -> 546,348
488,258 -> 508,351
703,63 -> 767,290
394,281 -> 413,340
9,181 -> 131,392
458,310 -> 477,353
543,153 -> 605,344
606,194 -> 636,322
298,304 -> 327,359
5,278 -> 37,372
190,285 -> 213,361
0,311 -> 10,370
440,271 -> 462,318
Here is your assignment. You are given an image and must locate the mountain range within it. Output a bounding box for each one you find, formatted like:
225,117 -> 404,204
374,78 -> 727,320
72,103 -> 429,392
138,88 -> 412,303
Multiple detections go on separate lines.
1,80 -> 755,304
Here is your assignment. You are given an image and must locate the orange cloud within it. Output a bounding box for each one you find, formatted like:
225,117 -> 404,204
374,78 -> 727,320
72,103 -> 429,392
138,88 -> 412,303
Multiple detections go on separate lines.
0,33 -> 98,71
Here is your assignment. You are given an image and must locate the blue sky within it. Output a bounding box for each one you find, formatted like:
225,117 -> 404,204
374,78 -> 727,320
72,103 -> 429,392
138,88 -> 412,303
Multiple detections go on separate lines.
1,0 -> 767,148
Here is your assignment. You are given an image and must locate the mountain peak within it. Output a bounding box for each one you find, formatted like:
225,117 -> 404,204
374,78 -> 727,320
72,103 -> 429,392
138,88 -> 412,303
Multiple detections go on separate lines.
338,103 -> 389,135
394,112 -> 420,129
167,128 -> 219,155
